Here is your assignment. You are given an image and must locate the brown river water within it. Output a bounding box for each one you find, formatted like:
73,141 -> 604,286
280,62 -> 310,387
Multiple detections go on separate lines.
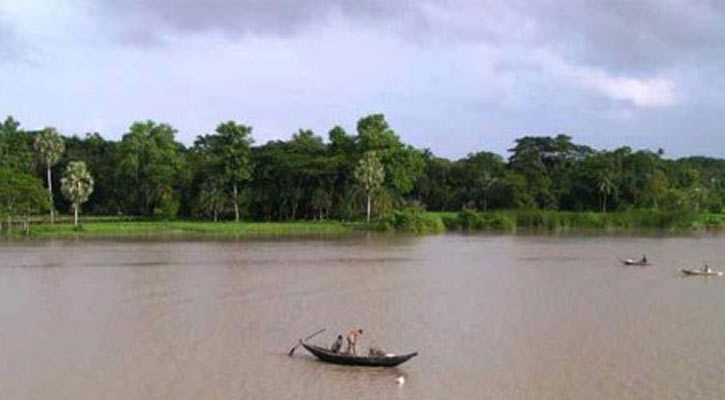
2,234 -> 725,399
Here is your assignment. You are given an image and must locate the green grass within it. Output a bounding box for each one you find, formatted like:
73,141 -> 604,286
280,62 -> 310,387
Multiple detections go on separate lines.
4,210 -> 723,239
426,209 -> 710,232
694,213 -> 725,230
22,220 -> 353,238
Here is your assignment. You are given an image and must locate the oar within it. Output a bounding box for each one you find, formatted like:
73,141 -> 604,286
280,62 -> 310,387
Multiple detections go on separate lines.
288,328 -> 326,357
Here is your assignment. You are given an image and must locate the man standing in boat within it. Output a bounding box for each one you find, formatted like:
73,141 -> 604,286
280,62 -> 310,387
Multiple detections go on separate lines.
346,328 -> 363,355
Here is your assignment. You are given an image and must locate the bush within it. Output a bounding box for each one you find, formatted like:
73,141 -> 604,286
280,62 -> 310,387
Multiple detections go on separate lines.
439,213 -> 461,230
456,209 -> 515,231
390,208 -> 445,233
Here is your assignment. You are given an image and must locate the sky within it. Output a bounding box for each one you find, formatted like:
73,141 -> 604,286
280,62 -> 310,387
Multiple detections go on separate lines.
1,0 -> 724,159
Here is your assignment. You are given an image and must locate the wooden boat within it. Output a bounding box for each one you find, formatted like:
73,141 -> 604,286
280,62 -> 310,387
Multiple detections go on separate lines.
680,268 -> 724,276
620,258 -> 650,266
300,341 -> 418,367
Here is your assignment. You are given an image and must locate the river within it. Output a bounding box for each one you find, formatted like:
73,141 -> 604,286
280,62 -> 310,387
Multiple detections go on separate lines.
1,234 -> 725,399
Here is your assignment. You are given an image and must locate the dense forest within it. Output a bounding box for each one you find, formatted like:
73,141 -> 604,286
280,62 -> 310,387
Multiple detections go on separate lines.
2,113 -> 724,226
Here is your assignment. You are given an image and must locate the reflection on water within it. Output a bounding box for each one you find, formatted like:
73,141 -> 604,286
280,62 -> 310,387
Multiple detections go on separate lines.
2,234 -> 725,399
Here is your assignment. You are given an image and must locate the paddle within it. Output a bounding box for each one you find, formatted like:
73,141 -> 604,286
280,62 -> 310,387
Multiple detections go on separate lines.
288,328 -> 326,357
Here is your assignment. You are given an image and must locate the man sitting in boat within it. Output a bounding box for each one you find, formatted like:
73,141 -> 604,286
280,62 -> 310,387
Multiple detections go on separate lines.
641,255 -> 647,264
346,329 -> 363,355
330,334 -> 343,353
703,263 -> 712,273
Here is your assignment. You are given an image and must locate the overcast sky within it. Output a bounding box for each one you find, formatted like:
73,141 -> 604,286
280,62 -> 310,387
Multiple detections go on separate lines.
1,0 -> 724,159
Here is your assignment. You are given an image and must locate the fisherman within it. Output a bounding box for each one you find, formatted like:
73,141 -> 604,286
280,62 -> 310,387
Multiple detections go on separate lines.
330,334 -> 343,353
346,328 -> 363,355
641,254 -> 647,264
703,262 -> 712,273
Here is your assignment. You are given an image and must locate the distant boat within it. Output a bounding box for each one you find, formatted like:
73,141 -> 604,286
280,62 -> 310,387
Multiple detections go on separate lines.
619,258 -> 650,266
299,341 -> 418,367
680,268 -> 723,276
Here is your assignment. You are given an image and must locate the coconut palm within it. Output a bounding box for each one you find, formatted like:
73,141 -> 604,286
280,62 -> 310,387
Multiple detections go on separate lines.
33,127 -> 65,224
61,161 -> 94,226
354,151 -> 385,223
598,174 -> 613,213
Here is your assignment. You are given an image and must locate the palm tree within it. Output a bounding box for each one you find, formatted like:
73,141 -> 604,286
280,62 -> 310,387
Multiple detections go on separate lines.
34,127 -> 65,224
354,151 -> 385,223
598,174 -> 613,213
61,161 -> 94,226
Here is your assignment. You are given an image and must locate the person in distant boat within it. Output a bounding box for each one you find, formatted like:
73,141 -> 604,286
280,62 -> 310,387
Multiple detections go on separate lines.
641,255 -> 647,264
703,262 -> 711,273
346,328 -> 363,355
330,334 -> 343,353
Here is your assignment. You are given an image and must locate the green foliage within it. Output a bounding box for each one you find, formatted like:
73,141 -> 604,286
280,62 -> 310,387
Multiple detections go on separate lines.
2,113 -> 723,232
383,145 -> 425,195
117,121 -> 185,217
506,209 -> 696,231
355,151 -> 385,192
33,126 -> 66,222
357,114 -> 400,151
356,114 -> 424,196
456,209 -> 516,231
61,161 -> 94,205
0,168 -> 49,232
389,206 -> 445,233
0,117 -> 34,174
192,121 -> 254,221
436,212 -> 461,230
60,161 -> 94,226
34,127 -> 66,169
27,220 -> 352,238
355,151 -> 385,222
59,133 -> 120,214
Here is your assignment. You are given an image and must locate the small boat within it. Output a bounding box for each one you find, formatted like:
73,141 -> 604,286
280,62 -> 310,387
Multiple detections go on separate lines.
299,341 -> 418,367
620,258 -> 650,266
680,268 -> 724,277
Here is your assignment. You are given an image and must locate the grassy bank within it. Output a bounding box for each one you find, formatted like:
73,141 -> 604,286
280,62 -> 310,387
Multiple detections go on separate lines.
3,209 -> 723,239
20,220 -> 353,238
430,209 -> 713,232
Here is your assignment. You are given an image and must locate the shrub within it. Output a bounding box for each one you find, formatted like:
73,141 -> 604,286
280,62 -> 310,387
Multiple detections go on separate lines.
390,208 -> 445,233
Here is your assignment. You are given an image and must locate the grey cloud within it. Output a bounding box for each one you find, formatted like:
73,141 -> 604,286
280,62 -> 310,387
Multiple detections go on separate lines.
98,0 -> 424,44
97,0 -> 725,74
510,0 -> 725,73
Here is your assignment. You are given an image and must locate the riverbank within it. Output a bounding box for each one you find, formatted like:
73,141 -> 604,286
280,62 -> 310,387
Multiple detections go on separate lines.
17,220 -> 354,238
2,210 -> 723,238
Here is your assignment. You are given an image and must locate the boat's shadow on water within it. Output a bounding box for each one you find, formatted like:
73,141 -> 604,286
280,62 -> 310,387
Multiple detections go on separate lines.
285,352 -> 409,380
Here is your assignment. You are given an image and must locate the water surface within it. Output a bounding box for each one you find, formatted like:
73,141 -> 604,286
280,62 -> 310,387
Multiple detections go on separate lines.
2,234 -> 725,399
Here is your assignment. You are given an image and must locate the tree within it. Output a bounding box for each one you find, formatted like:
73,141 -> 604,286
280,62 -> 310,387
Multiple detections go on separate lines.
60,132 -> 121,215
354,151 -> 385,222
454,152 -> 505,211
356,114 -> 423,197
117,121 -> 184,217
0,169 -> 49,234
597,174 -> 613,213
508,135 -> 592,209
644,171 -> 669,209
195,178 -> 228,221
193,121 -> 254,222
0,116 -> 34,174
414,153 -> 453,211
33,127 -> 65,224
61,161 -> 94,226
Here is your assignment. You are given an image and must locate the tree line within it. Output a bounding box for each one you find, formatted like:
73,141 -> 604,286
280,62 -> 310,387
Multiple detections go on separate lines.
2,113 -> 724,227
